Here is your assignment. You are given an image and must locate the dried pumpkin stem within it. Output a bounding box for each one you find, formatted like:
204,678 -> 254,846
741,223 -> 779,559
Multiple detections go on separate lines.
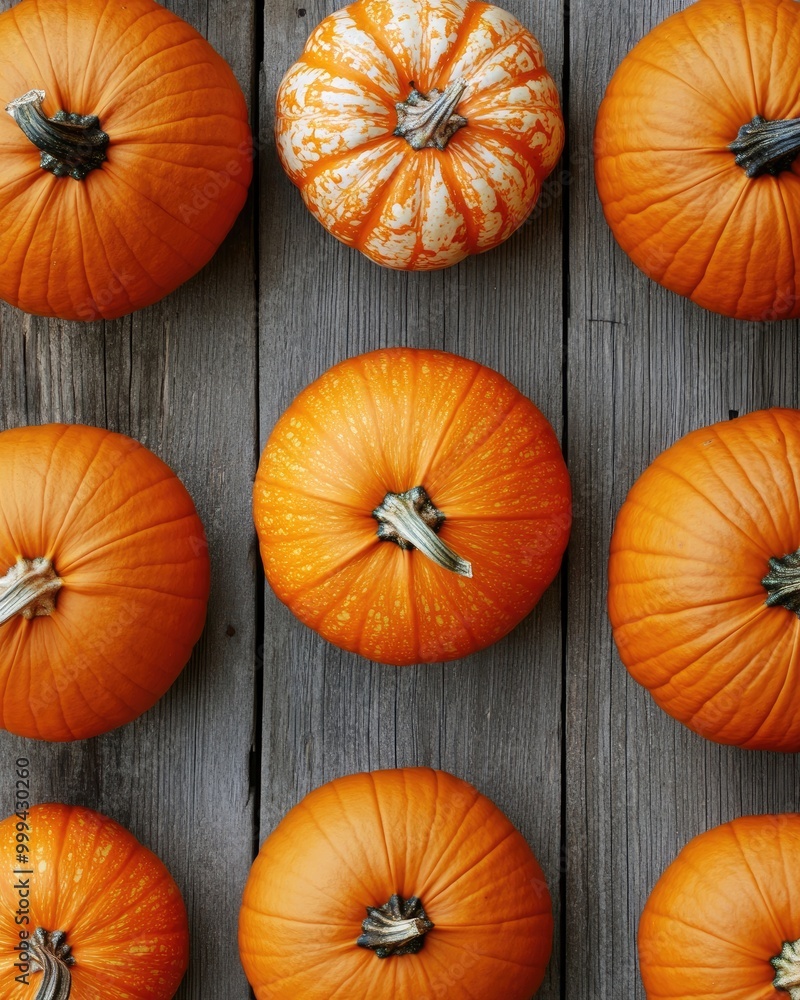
394,79 -> 468,151
0,558 -> 62,626
30,927 -> 75,1000
357,894 -> 434,958
730,115 -> 800,178
373,486 -> 472,578
762,547 -> 800,616
6,90 -> 109,181
772,938 -> 800,999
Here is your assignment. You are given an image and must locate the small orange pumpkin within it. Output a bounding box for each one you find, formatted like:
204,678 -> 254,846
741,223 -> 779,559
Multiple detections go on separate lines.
608,408 -> 800,751
276,0 -> 564,269
0,801 -> 189,998
639,813 -> 800,1000
0,0 -> 252,321
239,767 -> 553,1000
595,0 -> 800,320
253,347 -> 571,665
0,423 -> 210,741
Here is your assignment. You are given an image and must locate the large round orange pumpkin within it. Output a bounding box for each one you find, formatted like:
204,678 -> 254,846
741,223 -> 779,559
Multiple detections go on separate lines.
0,423 -> 210,741
239,767 -> 553,1000
0,801 -> 189,998
639,814 -> 800,1000
0,0 -> 252,321
608,408 -> 800,751
595,0 -> 800,321
276,0 -> 564,269
253,347 -> 571,665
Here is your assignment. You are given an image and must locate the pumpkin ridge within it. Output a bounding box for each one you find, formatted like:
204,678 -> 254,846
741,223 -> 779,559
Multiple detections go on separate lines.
368,773 -> 401,889
436,0 -> 488,83
56,469 -> 185,560
96,35 -> 201,114
687,622 -> 795,744
347,2 -> 412,92
81,187 -> 138,315
447,24 -> 532,95
418,788 -> 483,900
98,162 -> 217,253
766,411 -> 800,530
707,424 -> 791,552
256,480 -> 367,515
439,151 -> 480,249
627,600 -> 766,682
90,188 -> 172,299
428,827 -> 518,903
417,361 -> 483,484
676,178 -> 752,297
604,157 -> 735,216
426,394 -> 526,494
297,796 -> 380,904
643,907 -> 765,962
648,458 -> 771,556
681,7 -> 756,117
79,0 -> 113,110
83,9 -> 166,101
106,73 -> 246,130
299,49 -> 399,108
15,4 -> 60,109
9,173 -> 61,307
276,536 -> 378,605
745,627 -> 800,745
353,150 -> 414,249
726,822 -> 788,942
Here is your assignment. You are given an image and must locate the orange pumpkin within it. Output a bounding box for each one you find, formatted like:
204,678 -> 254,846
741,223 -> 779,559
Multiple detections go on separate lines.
0,424 -> 210,741
0,801 -> 188,998
253,347 -> 571,665
0,0 -> 252,321
239,767 -> 553,1000
276,0 -> 564,269
608,408 -> 800,751
639,813 -> 800,1000
594,0 -> 800,321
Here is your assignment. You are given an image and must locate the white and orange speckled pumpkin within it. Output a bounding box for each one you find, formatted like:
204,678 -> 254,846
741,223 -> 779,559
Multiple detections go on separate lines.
275,0 -> 564,270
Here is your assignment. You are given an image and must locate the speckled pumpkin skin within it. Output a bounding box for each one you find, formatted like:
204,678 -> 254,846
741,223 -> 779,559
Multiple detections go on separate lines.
275,0 -> 564,269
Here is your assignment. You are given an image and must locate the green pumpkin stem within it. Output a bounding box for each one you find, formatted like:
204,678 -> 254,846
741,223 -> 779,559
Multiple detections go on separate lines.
357,894 -> 434,958
373,486 -> 472,578
762,547 -> 800,616
0,558 -> 62,626
394,79 -> 468,151
729,115 -> 800,178
31,927 -> 74,1000
772,938 -> 800,999
6,90 -> 109,181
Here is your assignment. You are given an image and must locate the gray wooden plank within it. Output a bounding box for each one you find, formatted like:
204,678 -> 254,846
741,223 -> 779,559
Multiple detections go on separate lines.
259,2 -> 565,997
0,0 -> 258,995
567,2 -> 800,998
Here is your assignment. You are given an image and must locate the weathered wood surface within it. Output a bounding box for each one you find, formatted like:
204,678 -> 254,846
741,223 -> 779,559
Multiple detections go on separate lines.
0,0 -> 798,998
567,2 -> 800,999
0,0 -> 258,996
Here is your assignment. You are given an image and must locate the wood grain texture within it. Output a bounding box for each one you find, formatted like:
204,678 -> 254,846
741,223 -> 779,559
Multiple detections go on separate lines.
258,1 -> 565,997
0,0 -> 258,996
567,2 -> 800,998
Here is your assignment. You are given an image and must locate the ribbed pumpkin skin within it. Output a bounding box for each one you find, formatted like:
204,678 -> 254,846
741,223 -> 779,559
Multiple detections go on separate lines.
0,803 -> 189,998
595,0 -> 800,321
0,424 -> 210,741
276,0 -> 564,270
253,348 -> 571,665
608,409 -> 800,751
239,768 -> 553,1000
639,814 -> 800,1000
0,0 -> 252,321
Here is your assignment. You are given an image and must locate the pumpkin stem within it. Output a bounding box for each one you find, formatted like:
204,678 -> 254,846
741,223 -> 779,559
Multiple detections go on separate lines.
762,547 -> 800,616
729,115 -> 800,178
772,938 -> 800,999
357,894 -> 434,958
30,927 -> 75,1000
0,558 -> 62,626
6,90 -> 109,181
394,79 -> 468,151
373,486 -> 472,578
